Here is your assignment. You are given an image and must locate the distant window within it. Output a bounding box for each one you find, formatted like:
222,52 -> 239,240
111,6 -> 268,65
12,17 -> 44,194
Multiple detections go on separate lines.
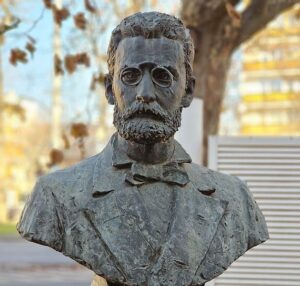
271,80 -> 281,92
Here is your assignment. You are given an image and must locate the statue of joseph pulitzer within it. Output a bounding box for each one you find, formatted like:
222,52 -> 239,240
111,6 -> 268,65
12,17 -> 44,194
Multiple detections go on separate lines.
17,12 -> 268,286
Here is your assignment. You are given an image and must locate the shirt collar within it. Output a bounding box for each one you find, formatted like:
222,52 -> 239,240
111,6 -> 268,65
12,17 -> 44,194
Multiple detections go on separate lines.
110,133 -> 192,168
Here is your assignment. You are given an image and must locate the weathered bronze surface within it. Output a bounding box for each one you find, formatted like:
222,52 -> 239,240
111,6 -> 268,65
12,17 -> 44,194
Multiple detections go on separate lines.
17,12 -> 269,286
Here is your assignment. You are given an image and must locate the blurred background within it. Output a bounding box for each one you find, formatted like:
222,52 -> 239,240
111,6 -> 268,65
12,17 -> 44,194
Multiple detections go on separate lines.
0,0 -> 300,285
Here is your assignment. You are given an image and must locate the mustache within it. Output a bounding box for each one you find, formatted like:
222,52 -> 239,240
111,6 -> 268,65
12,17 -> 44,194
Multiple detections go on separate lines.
122,102 -> 170,122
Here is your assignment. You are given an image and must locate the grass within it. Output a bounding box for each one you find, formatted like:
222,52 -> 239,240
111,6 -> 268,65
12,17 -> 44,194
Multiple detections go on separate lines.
0,223 -> 18,236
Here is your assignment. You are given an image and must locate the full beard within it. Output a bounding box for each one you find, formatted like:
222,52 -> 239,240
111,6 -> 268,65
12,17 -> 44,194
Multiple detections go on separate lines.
113,102 -> 182,144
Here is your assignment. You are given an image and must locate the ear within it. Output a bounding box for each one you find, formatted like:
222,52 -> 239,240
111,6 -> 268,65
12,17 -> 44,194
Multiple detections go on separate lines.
104,74 -> 115,105
181,76 -> 195,108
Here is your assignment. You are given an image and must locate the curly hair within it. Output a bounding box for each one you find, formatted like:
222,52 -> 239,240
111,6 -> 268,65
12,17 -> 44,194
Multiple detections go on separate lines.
107,11 -> 194,82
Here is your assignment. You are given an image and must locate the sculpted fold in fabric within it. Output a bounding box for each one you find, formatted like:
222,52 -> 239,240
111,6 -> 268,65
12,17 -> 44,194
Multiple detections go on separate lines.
18,134 -> 269,286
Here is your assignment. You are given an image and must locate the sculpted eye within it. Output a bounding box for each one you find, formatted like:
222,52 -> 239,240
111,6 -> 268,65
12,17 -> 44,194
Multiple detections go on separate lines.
121,68 -> 142,85
151,67 -> 173,88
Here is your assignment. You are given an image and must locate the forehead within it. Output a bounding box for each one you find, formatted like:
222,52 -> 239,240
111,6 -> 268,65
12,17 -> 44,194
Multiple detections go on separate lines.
114,36 -> 185,70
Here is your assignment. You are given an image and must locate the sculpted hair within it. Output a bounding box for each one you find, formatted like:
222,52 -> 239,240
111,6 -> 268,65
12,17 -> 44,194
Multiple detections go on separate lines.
107,11 -> 195,82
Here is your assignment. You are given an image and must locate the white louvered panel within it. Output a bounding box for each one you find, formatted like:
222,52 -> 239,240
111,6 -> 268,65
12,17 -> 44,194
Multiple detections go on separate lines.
208,136 -> 300,286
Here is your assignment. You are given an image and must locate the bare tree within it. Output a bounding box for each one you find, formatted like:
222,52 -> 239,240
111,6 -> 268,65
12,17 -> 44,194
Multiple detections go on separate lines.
0,1 -> 20,134
181,0 -> 300,165
52,0 -> 63,149
4,0 -> 157,166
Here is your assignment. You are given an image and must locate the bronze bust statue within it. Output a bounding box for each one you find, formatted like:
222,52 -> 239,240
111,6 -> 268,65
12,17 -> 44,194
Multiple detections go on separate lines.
17,12 -> 268,286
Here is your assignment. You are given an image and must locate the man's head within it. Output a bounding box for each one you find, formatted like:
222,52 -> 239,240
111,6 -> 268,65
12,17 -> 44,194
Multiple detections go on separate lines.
105,12 -> 195,144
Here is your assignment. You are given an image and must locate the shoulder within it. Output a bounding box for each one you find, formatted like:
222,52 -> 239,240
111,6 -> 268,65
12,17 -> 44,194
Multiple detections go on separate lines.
186,162 -> 269,245
185,163 -> 268,230
17,146 -> 115,248
185,162 -> 245,198
186,161 -> 255,205
39,152 -> 102,197
43,153 -> 99,183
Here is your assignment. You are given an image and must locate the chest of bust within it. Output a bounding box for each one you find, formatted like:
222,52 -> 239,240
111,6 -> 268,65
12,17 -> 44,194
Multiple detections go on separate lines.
137,182 -> 175,243
83,180 -> 178,283
80,165 -> 228,286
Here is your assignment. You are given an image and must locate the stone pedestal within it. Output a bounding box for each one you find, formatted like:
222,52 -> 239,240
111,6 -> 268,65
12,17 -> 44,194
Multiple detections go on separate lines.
91,275 -> 108,286
90,275 -> 206,286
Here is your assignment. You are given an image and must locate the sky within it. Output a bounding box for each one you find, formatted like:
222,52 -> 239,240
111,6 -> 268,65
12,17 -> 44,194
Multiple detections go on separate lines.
2,0 -> 181,124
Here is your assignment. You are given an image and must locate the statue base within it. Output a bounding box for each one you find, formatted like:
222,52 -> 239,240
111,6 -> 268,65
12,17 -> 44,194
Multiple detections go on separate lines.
91,275 -> 206,286
91,275 -> 108,286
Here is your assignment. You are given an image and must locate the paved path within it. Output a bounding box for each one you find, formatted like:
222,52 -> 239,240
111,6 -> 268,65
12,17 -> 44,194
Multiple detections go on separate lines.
0,237 -> 94,286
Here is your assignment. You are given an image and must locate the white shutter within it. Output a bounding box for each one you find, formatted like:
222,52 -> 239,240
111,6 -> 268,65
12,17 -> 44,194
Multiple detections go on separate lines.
208,136 -> 300,286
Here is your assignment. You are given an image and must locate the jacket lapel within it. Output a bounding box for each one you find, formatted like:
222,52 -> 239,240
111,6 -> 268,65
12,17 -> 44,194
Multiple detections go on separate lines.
81,140 -> 228,285
149,176 -> 228,286
90,156 -> 159,247
83,156 -> 159,282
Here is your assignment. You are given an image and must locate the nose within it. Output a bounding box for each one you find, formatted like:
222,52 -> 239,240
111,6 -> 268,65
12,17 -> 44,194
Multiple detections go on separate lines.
136,71 -> 156,103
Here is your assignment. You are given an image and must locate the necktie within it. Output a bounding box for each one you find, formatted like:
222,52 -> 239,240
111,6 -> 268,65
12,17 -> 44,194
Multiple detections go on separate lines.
125,161 -> 189,186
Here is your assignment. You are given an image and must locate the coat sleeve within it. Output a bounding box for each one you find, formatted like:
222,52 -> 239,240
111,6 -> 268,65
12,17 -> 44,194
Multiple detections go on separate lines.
17,176 -> 64,251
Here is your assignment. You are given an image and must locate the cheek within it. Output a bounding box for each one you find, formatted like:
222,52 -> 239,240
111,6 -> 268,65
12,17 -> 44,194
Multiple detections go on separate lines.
112,84 -> 125,110
157,83 -> 185,110
113,80 -> 136,110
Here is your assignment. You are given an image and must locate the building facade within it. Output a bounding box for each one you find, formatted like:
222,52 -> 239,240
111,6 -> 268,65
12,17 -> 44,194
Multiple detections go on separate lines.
239,7 -> 300,135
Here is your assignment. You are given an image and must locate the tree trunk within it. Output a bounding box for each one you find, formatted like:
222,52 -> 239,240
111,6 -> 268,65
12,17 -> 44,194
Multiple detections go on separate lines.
200,57 -> 230,167
181,0 -> 299,166
181,1 -> 238,166
188,25 -> 233,166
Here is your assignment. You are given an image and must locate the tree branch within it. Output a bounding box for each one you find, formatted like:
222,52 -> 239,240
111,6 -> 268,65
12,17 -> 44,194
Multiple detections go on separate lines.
0,18 -> 20,35
23,8 -> 45,36
235,0 -> 300,47
181,0 -> 241,29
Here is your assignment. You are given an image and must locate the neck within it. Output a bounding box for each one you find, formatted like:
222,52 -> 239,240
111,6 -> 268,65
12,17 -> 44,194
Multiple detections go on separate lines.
118,134 -> 175,164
